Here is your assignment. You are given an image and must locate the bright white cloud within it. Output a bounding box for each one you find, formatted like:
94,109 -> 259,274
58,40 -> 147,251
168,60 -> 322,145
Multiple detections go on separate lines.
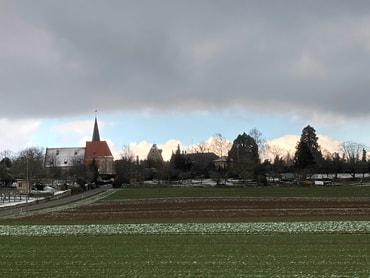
266,134 -> 342,160
124,134 -> 342,163
318,135 -> 342,154
78,136 -> 90,148
266,135 -> 299,159
125,139 -> 183,162
126,135 -> 233,163
106,139 -> 121,161
0,118 -> 40,152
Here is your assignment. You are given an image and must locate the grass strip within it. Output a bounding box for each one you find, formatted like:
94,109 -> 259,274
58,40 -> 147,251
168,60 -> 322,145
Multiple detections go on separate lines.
0,233 -> 369,277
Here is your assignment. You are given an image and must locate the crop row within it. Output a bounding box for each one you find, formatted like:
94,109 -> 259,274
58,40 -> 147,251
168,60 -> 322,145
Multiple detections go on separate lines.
1,221 -> 370,236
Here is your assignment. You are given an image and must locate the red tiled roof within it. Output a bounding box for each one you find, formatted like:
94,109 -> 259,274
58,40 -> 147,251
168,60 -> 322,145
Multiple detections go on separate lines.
85,141 -> 113,158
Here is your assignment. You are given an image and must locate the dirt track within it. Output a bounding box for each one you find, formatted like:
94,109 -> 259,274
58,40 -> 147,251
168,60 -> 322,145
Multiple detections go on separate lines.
17,197 -> 370,222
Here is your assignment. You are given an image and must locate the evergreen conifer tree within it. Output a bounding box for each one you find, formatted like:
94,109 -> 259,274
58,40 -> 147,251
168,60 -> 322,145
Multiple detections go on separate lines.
294,125 -> 323,169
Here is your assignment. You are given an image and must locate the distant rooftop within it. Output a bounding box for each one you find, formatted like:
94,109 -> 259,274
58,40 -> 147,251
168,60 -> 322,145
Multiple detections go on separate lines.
85,141 -> 113,158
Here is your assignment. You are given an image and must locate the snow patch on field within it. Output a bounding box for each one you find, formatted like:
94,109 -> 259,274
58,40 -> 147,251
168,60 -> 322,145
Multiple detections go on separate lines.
1,221 -> 370,236
0,191 -> 67,208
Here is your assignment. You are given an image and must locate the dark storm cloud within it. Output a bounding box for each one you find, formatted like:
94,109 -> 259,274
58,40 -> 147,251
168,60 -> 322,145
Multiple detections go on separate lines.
2,0 -> 370,119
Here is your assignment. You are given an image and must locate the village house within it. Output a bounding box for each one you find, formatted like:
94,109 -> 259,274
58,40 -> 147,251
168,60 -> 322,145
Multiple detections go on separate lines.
144,144 -> 164,175
147,144 -> 164,163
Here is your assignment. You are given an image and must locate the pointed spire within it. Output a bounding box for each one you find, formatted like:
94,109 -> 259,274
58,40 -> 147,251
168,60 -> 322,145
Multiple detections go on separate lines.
92,111 -> 101,142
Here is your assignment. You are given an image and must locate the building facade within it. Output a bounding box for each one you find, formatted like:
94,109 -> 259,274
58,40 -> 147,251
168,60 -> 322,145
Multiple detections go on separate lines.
44,116 -> 114,175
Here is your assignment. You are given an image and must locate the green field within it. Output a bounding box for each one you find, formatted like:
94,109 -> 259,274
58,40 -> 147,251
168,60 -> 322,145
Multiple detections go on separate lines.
1,185 -> 370,277
1,233 -> 369,277
103,184 -> 370,199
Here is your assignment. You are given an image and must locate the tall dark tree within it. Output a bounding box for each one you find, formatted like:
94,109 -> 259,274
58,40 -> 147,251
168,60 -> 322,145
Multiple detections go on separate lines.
294,125 -> 322,170
294,141 -> 315,169
170,145 -> 190,171
87,159 -> 99,183
228,133 -> 259,163
359,148 -> 368,177
114,157 -> 135,186
0,156 -> 12,185
228,133 -> 259,180
331,152 -> 344,178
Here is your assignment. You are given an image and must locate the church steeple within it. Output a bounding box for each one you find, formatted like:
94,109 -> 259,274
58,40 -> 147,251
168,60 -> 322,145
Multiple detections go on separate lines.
92,112 -> 101,142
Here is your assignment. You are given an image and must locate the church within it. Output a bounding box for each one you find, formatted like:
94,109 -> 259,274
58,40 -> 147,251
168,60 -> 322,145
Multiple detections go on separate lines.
44,116 -> 114,175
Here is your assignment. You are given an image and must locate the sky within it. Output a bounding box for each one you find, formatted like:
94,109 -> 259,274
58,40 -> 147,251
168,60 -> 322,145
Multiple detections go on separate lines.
1,0 -> 370,161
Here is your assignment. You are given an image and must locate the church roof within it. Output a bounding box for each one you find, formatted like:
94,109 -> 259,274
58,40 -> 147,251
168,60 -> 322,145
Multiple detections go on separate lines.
85,141 -> 113,158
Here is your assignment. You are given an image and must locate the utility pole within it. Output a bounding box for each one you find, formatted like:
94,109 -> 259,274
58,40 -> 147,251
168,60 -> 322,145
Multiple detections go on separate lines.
25,155 -> 29,211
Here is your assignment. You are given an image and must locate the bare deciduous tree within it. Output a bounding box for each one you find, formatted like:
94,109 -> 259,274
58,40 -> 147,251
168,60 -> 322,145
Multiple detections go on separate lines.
340,141 -> 365,163
208,133 -> 231,158
249,128 -> 266,157
193,141 -> 209,153
340,141 -> 367,178
13,147 -> 46,184
121,145 -> 135,162
266,143 -> 285,161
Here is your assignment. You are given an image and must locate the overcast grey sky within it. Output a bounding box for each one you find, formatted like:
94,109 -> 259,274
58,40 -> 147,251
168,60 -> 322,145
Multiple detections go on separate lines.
2,0 -> 370,159
2,0 -> 370,120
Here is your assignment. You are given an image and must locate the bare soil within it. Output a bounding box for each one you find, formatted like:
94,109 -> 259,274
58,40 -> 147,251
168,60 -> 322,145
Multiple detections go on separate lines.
18,197 -> 370,222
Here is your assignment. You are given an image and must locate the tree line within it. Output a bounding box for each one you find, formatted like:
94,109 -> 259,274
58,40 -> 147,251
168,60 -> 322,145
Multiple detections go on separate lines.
115,125 -> 370,186
1,125 -> 369,189
0,147 -> 98,190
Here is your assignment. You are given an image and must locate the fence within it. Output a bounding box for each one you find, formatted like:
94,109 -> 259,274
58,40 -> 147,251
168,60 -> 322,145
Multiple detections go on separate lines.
0,188 -> 24,204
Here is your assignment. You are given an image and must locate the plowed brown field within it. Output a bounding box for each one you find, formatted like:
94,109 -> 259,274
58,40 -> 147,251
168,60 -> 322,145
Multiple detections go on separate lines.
20,197 -> 370,222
